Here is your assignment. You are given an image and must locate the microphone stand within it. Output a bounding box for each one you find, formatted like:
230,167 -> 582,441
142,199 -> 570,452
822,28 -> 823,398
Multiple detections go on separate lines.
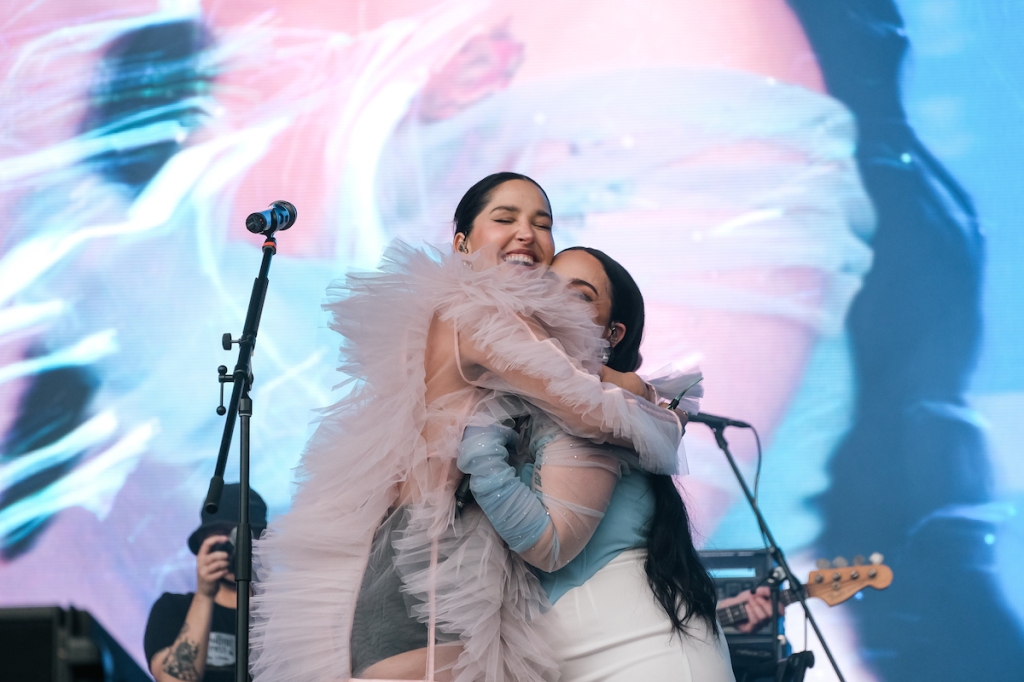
205,233 -> 279,682
705,423 -> 846,682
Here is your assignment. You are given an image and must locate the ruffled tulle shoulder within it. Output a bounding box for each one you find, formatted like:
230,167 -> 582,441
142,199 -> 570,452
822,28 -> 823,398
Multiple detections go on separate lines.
325,240 -> 607,389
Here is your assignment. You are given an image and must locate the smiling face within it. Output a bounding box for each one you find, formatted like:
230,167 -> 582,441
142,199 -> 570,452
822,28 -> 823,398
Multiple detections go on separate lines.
551,249 -> 625,348
452,179 -> 555,267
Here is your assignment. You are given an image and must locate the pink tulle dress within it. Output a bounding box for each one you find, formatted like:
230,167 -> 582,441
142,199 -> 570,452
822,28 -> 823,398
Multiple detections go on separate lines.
249,241 -> 684,682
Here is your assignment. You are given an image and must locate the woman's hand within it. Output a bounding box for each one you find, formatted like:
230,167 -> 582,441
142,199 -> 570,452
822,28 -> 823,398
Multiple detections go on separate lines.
719,586 -> 783,634
672,408 -> 689,433
599,366 -> 647,396
599,367 -> 690,433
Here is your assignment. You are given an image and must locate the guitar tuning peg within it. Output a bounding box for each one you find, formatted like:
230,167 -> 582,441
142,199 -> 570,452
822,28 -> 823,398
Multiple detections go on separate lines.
853,555 -> 866,566
815,558 -> 831,570
869,552 -> 884,565
832,556 -> 849,568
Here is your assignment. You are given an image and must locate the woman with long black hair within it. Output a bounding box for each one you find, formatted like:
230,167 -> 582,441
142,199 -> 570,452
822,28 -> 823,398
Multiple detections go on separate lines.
457,246 -> 733,681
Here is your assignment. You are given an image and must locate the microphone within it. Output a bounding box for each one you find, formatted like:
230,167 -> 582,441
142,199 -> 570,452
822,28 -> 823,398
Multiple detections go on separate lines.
687,412 -> 751,429
246,200 -> 297,236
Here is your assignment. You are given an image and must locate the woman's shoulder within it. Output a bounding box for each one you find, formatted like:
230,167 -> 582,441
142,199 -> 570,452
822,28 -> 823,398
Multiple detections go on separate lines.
325,240 -> 562,313
437,249 -> 607,366
322,239 -> 608,375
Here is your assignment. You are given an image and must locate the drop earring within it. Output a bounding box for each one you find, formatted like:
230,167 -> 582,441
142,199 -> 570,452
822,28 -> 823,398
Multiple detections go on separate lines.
608,323 -> 624,349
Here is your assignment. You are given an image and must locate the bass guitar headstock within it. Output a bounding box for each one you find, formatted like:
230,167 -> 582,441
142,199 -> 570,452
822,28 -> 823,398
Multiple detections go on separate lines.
805,553 -> 893,606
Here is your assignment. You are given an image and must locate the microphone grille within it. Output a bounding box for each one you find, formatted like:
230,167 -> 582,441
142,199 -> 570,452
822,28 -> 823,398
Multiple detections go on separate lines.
246,212 -> 268,234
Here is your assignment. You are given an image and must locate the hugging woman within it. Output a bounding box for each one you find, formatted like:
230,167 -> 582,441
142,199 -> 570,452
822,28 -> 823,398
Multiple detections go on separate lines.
249,173 -> 690,682
454,245 -> 733,682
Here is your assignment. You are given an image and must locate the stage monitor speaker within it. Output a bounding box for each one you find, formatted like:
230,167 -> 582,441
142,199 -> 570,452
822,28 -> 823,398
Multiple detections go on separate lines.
0,607 -> 149,682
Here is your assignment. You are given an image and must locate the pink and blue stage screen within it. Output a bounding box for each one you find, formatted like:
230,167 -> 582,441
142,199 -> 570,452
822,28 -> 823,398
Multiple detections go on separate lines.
1,1 -> 1022,679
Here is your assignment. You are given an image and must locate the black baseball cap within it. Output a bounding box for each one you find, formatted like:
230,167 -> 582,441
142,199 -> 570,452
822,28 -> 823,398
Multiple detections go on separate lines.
188,483 -> 268,554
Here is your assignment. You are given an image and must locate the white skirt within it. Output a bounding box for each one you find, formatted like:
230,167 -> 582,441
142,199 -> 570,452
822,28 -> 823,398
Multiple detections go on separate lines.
537,549 -> 735,682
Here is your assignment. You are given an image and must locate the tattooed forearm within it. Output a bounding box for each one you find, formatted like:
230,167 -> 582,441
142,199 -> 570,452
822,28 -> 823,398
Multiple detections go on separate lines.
162,624 -> 201,682
163,640 -> 200,681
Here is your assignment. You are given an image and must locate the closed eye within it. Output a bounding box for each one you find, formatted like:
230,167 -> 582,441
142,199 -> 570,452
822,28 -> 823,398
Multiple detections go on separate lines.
569,278 -> 599,299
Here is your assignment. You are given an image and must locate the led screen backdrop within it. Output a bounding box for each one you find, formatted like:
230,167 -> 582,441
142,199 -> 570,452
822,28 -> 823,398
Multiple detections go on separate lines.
1,1 -> 1022,679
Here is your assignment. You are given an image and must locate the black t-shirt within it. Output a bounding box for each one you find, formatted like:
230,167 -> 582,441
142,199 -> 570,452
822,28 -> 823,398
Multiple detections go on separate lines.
144,592 -> 237,682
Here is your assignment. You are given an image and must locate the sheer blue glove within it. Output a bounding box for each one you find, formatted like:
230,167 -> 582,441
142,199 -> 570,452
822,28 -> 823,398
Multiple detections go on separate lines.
457,424 -> 551,554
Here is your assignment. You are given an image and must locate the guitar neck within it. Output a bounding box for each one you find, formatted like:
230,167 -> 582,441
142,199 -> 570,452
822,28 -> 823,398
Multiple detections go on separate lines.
716,587 -> 799,628
715,561 -> 893,627
716,602 -> 750,628
780,587 -> 799,608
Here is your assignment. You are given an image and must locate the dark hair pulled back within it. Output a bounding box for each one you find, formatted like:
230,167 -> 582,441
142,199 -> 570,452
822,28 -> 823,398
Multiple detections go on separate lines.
559,247 -> 644,374
453,172 -> 551,238
560,246 -> 719,636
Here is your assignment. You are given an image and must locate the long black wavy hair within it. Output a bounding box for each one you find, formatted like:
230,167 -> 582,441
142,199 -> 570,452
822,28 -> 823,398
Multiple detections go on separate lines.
560,246 -> 719,636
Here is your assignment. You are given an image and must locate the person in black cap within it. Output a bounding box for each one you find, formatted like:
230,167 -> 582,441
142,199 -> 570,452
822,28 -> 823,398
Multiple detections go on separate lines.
144,484 -> 268,682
